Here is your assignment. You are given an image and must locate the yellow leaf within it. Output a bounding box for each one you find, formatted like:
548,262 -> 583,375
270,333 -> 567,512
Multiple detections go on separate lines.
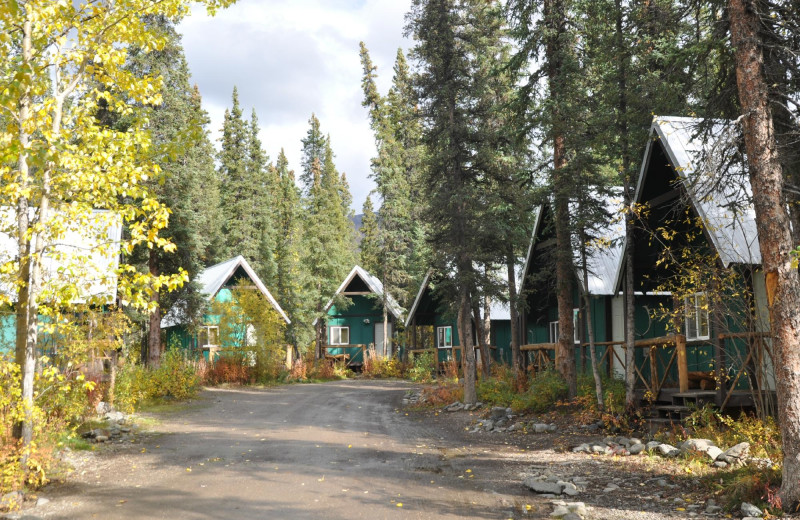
396,503 -> 403,507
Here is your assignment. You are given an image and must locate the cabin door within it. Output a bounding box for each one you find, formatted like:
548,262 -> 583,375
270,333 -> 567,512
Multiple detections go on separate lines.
374,322 -> 393,358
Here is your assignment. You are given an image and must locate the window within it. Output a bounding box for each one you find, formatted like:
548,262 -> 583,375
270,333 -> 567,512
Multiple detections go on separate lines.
573,308 -> 581,344
330,326 -> 350,345
549,321 -> 559,343
684,292 -> 710,340
199,326 -> 219,348
437,326 -> 453,348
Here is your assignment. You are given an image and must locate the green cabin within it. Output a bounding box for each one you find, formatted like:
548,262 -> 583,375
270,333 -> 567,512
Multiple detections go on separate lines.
316,265 -> 404,365
161,256 -> 290,361
519,200 -> 627,376
0,210 -> 122,358
404,270 -> 515,365
614,116 -> 772,407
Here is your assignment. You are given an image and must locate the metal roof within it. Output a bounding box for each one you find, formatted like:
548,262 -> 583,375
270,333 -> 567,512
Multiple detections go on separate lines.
313,265 -> 404,326
161,255 -> 290,328
613,116 -> 760,290
520,199 -> 624,298
0,209 -> 122,305
403,265 -> 521,327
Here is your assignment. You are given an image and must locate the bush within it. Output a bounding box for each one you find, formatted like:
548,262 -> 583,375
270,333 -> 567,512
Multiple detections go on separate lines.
408,351 -> 436,382
114,349 -> 201,412
577,372 -> 626,414
362,350 -> 406,379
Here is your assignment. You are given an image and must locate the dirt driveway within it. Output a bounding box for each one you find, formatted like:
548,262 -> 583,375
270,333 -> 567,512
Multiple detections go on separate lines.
26,380 -> 700,519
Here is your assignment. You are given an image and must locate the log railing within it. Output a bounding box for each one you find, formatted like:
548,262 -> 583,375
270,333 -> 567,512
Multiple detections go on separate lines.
322,344 -> 367,367
520,335 -> 689,396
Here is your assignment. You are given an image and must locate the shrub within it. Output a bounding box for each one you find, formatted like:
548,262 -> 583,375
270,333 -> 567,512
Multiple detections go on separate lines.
576,372 -> 626,414
408,351 -> 436,382
362,350 -> 406,379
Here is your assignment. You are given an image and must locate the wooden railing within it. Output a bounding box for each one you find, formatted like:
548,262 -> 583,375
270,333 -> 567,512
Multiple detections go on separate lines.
521,335 -> 689,396
322,344 -> 367,367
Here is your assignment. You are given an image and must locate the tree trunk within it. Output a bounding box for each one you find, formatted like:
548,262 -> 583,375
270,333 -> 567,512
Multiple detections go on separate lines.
581,237 -> 604,411
545,0 -> 577,398
482,293 -> 491,374
458,286 -> 477,404
507,251 -> 522,376
12,13 -> 36,457
472,298 -> 490,378
147,249 -> 161,366
728,0 -> 800,507
382,304 -> 389,357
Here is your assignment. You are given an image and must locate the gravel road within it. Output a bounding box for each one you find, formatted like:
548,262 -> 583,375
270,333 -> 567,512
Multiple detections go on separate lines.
25,380 -> 702,519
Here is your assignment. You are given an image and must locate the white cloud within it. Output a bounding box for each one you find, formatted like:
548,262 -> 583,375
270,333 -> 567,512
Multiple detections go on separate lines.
179,0 -> 413,212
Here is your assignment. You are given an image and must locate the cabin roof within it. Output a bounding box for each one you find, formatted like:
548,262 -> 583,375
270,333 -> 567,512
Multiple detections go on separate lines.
0,209 -> 122,305
613,116 -> 760,290
161,255 -> 290,328
313,265 -> 404,326
520,198 -> 624,298
404,266 -> 520,327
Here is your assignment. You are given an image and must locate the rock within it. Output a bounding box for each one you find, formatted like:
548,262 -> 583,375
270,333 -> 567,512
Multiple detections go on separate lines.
548,424 -> 558,432
655,478 -> 670,487
94,435 -> 109,443
508,422 -> 522,432
657,443 -> 680,457
35,497 -> 49,507
628,443 -> 645,455
1,491 -> 23,510
706,505 -> 722,514
104,411 -> 125,422
705,446 -> 724,461
551,506 -> 570,517
572,444 -> 590,454
561,482 -> 579,496
482,420 -> 494,432
646,441 -> 661,451
616,436 -> 631,447
740,502 -> 762,517
713,460 -> 728,469
491,406 -> 508,420
95,401 -> 110,415
506,407 -> 512,415
602,483 -> 619,493
533,423 -> 550,433
681,438 -> 715,452
445,401 -> 464,412
562,513 -> 582,520
590,444 -> 606,454
628,437 -> 643,446
567,502 -> 587,516
525,479 -> 564,495
720,442 -> 750,464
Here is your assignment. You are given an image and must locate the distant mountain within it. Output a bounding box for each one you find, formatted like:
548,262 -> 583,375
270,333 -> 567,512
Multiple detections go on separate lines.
351,213 -> 364,236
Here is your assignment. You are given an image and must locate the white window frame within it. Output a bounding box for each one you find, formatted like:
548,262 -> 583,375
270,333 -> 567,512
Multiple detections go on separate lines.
573,308 -> 581,345
549,321 -> 559,343
330,326 -> 350,345
684,292 -> 710,341
437,326 -> 453,349
199,326 -> 219,348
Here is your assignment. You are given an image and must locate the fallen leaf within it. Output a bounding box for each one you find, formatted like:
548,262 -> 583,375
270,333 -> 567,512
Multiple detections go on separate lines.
397,503 -> 403,507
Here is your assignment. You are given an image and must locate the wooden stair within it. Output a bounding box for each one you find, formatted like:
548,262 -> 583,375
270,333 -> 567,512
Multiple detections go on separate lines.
646,390 -> 718,433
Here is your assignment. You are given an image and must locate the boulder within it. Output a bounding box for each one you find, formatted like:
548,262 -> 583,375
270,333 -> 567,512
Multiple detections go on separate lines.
719,442 -> 750,464
551,506 -> 570,517
681,438 -> 715,452
533,423 -> 551,434
740,502 -> 762,517
646,441 -> 661,451
628,443 -> 645,455
572,444 -> 590,454
602,483 -> 619,493
705,446 -> 724,461
657,443 -> 680,457
560,482 -> 579,496
524,479 -> 564,495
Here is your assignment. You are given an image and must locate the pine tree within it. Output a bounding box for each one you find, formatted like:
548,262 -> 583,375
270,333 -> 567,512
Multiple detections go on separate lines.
246,109 -> 277,284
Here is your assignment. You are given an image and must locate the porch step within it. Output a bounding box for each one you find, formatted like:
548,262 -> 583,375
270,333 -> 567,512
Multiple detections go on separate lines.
653,404 -> 692,420
671,391 -> 716,407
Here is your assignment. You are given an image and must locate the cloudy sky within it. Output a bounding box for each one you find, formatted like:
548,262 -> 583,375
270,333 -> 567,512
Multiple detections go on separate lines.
178,0 -> 414,212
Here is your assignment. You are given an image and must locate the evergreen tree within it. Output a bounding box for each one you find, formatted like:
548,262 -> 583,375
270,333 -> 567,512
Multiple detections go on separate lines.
123,16 -> 222,364
299,117 -> 357,356
407,0 -> 513,402
272,150 -> 307,349
359,195 -> 381,275
217,89 -> 276,282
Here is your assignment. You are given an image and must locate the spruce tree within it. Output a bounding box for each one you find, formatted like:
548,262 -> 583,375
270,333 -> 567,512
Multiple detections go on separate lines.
359,195 -> 381,275
123,16 -> 222,364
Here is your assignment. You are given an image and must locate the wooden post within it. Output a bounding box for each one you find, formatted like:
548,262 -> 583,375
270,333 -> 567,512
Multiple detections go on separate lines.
649,346 -> 658,396
676,334 -> 688,392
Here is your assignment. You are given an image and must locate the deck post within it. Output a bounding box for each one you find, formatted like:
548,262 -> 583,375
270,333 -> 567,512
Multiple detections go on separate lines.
649,346 -> 658,396
676,334 -> 688,392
